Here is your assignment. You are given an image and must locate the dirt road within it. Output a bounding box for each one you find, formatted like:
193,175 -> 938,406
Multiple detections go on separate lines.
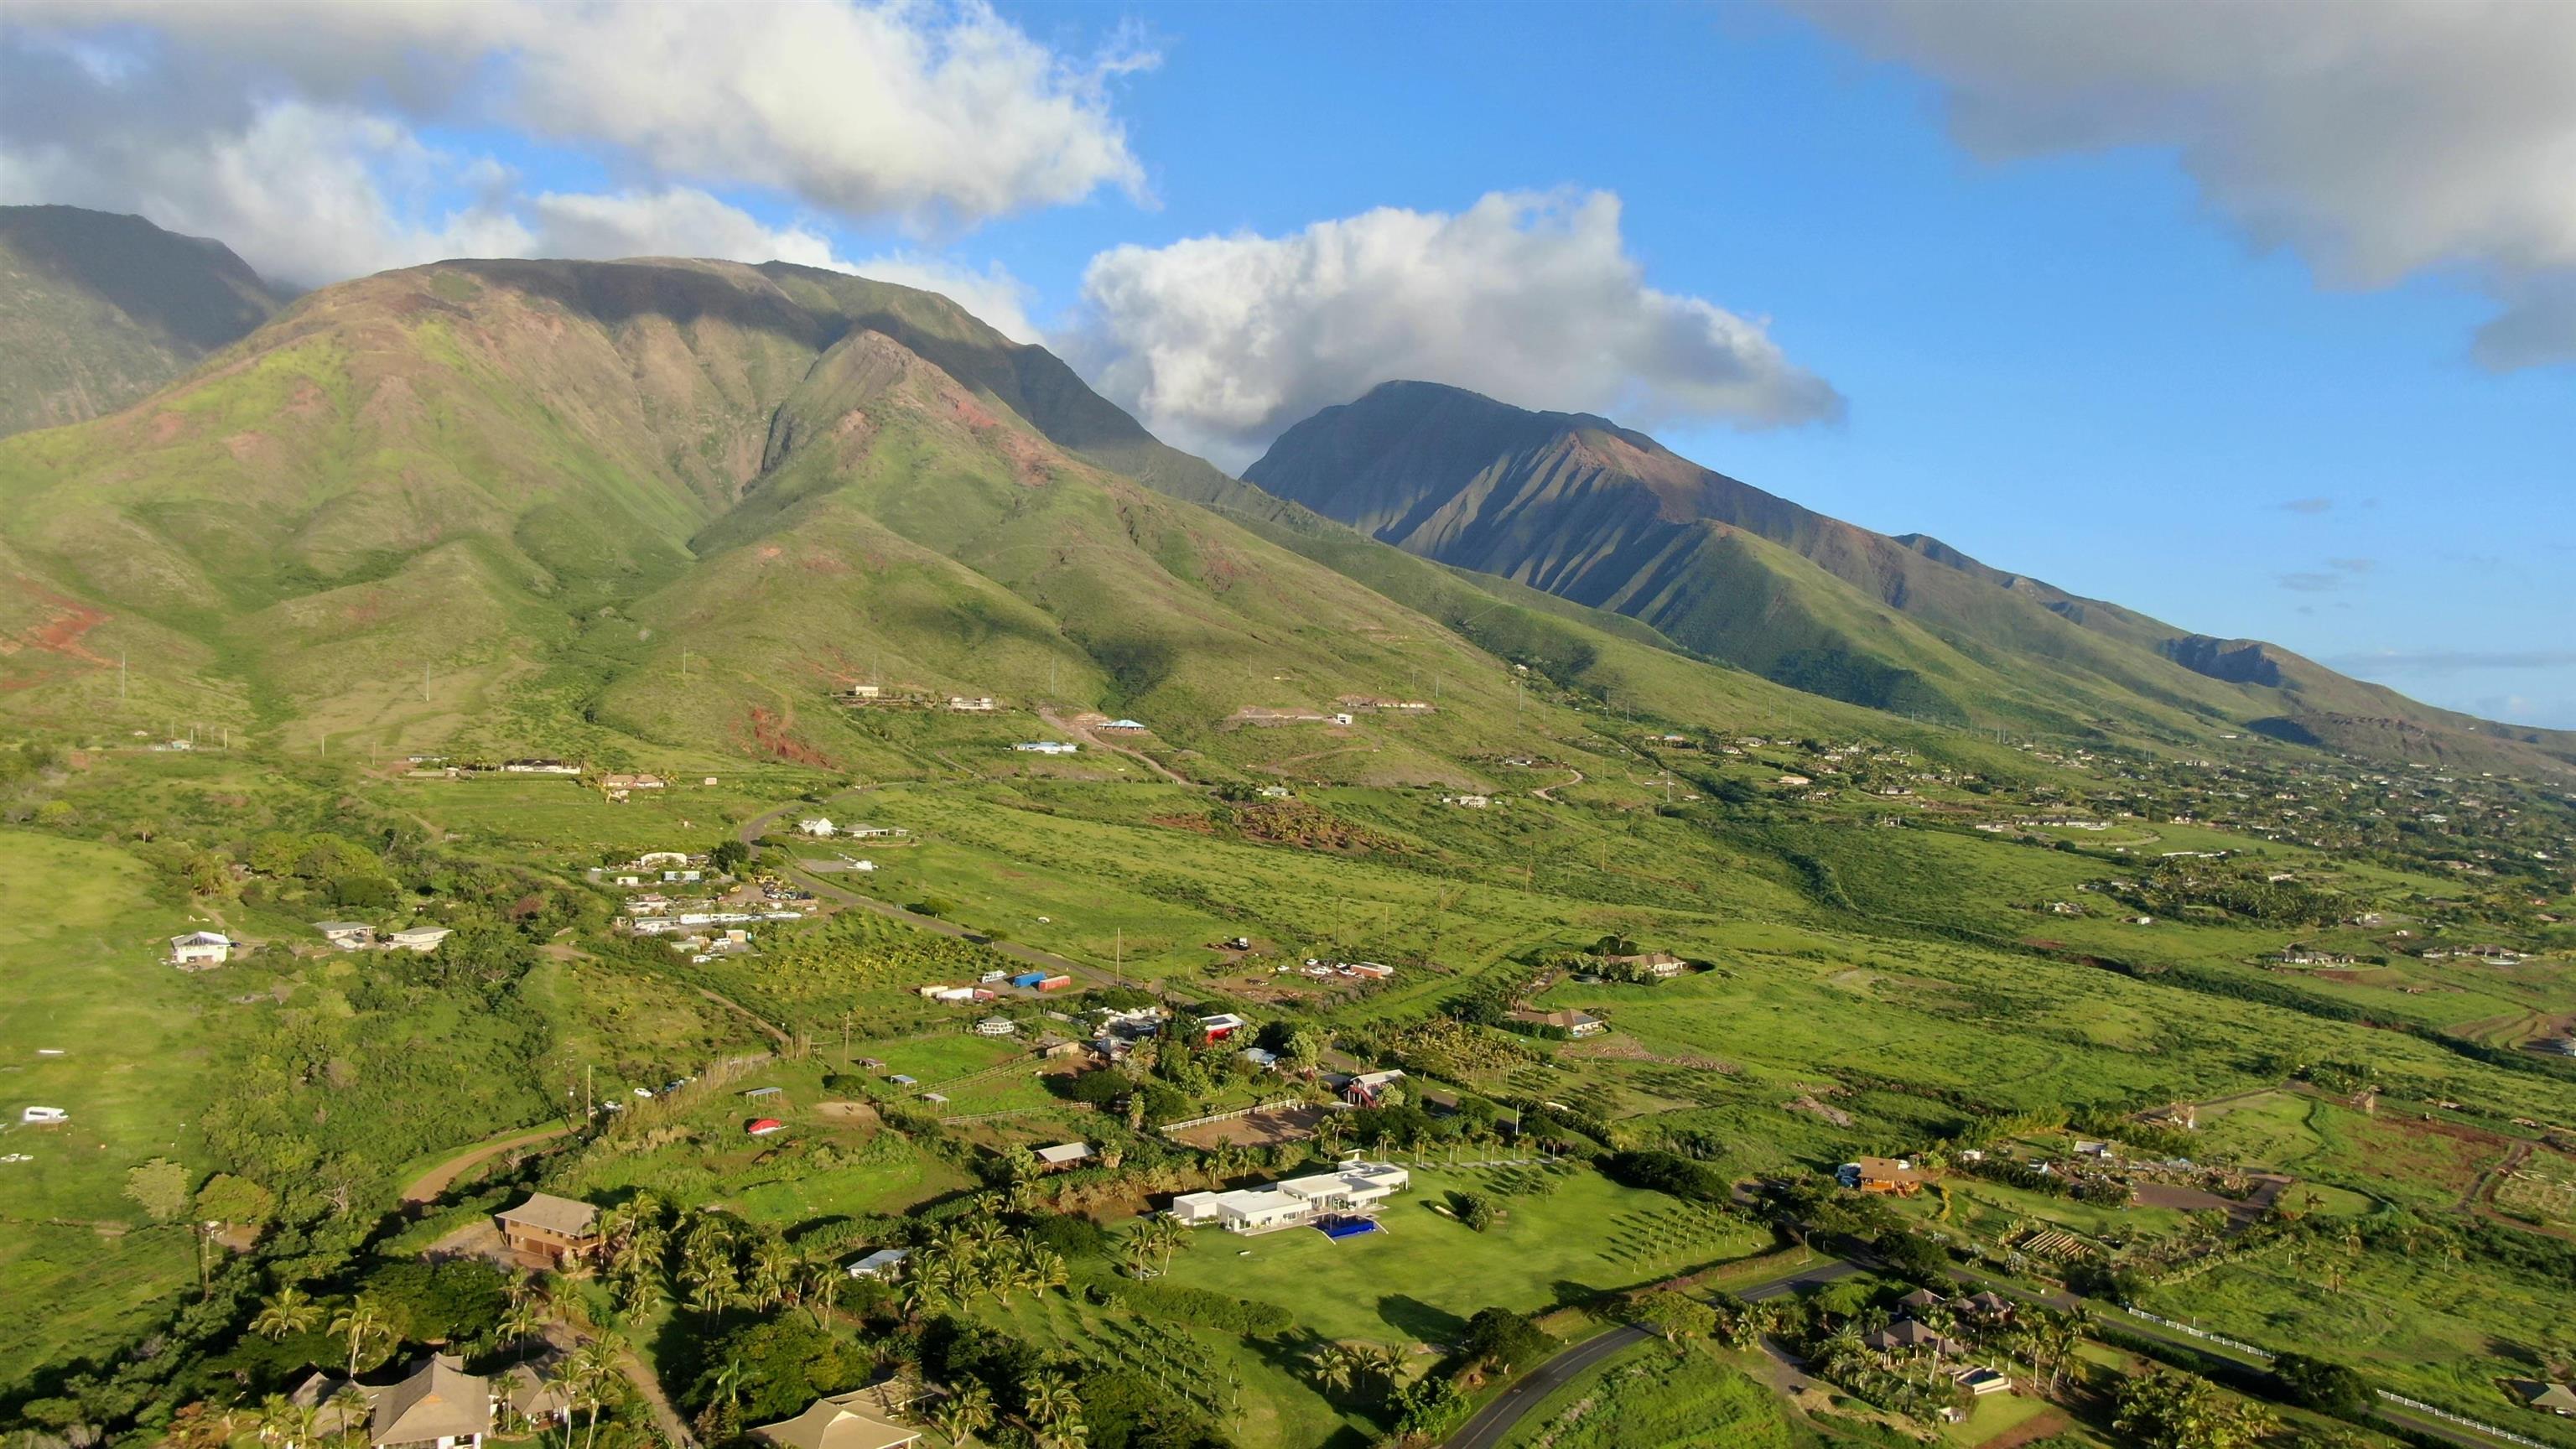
400,1125 -> 573,1204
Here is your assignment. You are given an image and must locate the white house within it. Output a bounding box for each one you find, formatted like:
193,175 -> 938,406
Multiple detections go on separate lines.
169,932 -> 234,968
844,1248 -> 911,1280
1169,1161 -> 1410,1233
947,696 -> 997,713
21,1106 -> 69,1124
974,1017 -> 1018,1037
314,922 -> 377,950
1014,741 -> 1078,755
387,927 -> 452,953
798,818 -> 837,838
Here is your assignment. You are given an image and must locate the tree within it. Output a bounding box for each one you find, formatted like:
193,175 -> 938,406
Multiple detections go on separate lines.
928,1381 -> 995,1446
1021,1368 -> 1081,1436
329,1294 -> 390,1379
125,1157 -> 193,1223
196,1172 -> 275,1224
709,839 -> 750,875
252,1284 -> 325,1341
1308,1344 -> 1358,1400
2271,1353 -> 2372,1420
1635,1290 -> 1717,1347
2113,1369 -> 2279,1449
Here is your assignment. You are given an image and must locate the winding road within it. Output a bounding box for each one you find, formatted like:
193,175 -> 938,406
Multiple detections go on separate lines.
1441,1257 -> 1860,1449
399,1125 -> 573,1205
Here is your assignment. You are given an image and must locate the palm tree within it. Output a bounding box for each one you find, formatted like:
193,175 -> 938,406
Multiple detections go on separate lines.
1035,1420 -> 1088,1449
282,1402 -> 320,1449
253,1285 -> 325,1342
1021,1369 -> 1081,1431
499,1298 -> 548,1365
748,1239 -> 796,1310
1116,1232 -> 1156,1280
255,1394 -> 295,1449
565,1332 -> 626,1449
932,1381 -> 995,1446
1357,1344 -> 1406,1397
1308,1344 -> 1358,1400
1144,1215 -> 1190,1275
1022,1248 -> 1068,1299
325,1385 -> 371,1447
802,1259 -> 844,1327
329,1295 -> 387,1379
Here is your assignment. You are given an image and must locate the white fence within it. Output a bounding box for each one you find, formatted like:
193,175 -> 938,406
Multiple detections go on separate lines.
1158,1097 -> 1309,1135
2124,1308 -> 2549,1447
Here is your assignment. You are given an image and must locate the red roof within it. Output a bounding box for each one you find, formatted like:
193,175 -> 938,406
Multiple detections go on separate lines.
746,1118 -> 785,1134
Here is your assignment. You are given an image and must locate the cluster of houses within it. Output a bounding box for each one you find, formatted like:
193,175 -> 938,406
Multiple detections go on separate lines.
1167,1158 -> 1411,1234
312,922 -> 455,954
1337,695 -> 1434,714
837,684 -> 1000,716
1864,1288 -> 2018,1408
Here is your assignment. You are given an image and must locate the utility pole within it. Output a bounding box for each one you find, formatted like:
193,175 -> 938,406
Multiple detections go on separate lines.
680,650 -> 689,683
585,1064 -> 593,1123
1114,927 -> 1124,985
423,662 -> 431,703
120,652 -> 127,701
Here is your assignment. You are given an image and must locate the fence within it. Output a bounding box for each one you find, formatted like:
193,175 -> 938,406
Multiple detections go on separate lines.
2124,1308 -> 2550,1447
1158,1097 -> 1309,1135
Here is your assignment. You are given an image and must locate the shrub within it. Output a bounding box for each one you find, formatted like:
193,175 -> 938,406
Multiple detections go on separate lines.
1601,1150 -> 1728,1203
1096,1277 -> 1293,1334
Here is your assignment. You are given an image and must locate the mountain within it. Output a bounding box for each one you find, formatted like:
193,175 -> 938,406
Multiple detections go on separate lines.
0,257 -> 1929,783
1244,380 -> 2576,779
0,205 -> 285,439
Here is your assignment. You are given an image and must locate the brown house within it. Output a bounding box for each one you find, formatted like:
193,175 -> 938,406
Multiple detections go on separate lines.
1839,1156 -> 1926,1196
494,1192 -> 603,1269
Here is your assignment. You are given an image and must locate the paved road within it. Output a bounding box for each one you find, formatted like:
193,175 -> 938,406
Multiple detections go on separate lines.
1441,1257 -> 1860,1449
737,792 -> 1173,1000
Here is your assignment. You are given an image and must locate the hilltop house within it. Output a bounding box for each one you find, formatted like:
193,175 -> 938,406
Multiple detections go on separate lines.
494,1192 -> 603,1270
844,1248 -> 910,1280
600,772 -> 665,791
1343,1069 -> 1406,1106
1098,718 -> 1147,733
1197,1013 -> 1247,1043
798,818 -> 837,837
1013,740 -> 1078,755
315,922 -> 377,950
369,1355 -> 492,1449
1168,1160 -> 1411,1233
750,1391 -> 922,1449
947,696 -> 997,713
387,926 -> 452,953
169,932 -> 234,969
1508,1007 -> 1605,1037
501,759 -> 580,776
1838,1156 -> 1926,1196
1602,950 -> 1686,979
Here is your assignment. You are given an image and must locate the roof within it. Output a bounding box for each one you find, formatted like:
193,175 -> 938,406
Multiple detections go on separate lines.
2521,1381 -> 2576,1413
170,932 -> 231,947
749,1391 -> 922,1449
1033,1142 -> 1091,1165
314,921 -> 373,933
502,1363 -> 571,1417
371,1355 -> 492,1445
496,1192 -> 599,1239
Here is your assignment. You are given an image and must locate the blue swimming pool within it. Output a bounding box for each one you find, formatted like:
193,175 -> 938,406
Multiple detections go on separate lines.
1317,1218 -> 1380,1240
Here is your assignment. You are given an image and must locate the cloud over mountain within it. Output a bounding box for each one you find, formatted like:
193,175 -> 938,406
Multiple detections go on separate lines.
0,0 -> 1145,303
1792,0 -> 2576,369
1072,190 -> 1844,468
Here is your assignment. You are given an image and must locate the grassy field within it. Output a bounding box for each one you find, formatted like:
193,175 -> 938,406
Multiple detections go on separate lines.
0,830 -> 213,1387
1153,1162 -> 1768,1346
1494,1339 -> 1805,1449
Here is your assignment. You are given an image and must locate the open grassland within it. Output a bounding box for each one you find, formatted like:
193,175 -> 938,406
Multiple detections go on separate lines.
1494,1340 -> 1806,1449
0,831 -> 210,1386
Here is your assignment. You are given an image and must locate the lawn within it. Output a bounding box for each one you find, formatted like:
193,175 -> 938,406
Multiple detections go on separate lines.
1154,1163 -> 1768,1347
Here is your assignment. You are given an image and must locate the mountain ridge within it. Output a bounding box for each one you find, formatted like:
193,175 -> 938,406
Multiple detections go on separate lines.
1244,379 -> 2576,778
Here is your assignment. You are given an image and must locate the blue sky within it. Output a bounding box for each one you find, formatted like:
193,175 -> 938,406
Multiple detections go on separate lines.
5,0 -> 2571,725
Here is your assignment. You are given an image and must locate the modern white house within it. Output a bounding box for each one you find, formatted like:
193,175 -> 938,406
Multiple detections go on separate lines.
315,922 -> 377,950
844,1248 -> 911,1280
798,818 -> 837,837
169,932 -> 235,968
387,927 -> 453,953
1168,1160 -> 1410,1233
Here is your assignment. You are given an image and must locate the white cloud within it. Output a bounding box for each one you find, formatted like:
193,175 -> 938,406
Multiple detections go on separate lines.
5,0 -> 1150,231
1788,0 -> 2576,368
1072,190 -> 1843,467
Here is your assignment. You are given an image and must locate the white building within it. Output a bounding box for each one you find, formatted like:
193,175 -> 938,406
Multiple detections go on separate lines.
1167,1160 -> 1410,1233
387,927 -> 452,953
169,932 -> 234,968
798,818 -> 837,837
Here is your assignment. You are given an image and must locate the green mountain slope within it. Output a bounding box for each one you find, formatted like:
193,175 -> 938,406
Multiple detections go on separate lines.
0,205 -> 285,439
0,257 -> 1929,783
1244,380 -> 2576,779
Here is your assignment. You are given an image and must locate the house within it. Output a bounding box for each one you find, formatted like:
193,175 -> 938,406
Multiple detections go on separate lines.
315,922 -> 377,950
370,1354 -> 493,1449
21,1106 -> 68,1124
843,824 -> 910,839
1258,786 -> 1293,799
1344,960 -> 1394,979
1033,1142 -> 1092,1171
500,1364 -> 571,1427
947,696 -> 998,713
1014,740 -> 1078,755
1963,1291 -> 2014,1322
1441,793 -> 1492,808
1864,1319 -> 1962,1356
798,818 -> 837,837
1197,1013 -> 1247,1043
1098,718 -> 1147,733
2511,1381 -> 2576,1416
749,1390 -> 922,1449
1778,774 -> 1813,787
501,759 -> 581,776
600,773 -> 665,791
1239,1046 -> 1281,1070
387,927 -> 452,953
1508,1007 -> 1606,1038
1343,1068 -> 1405,1106
844,1248 -> 911,1280
1031,1035 -> 1086,1061
974,1016 -> 1018,1037
1837,1156 -> 1925,1196
169,932 -> 234,968
844,684 -> 885,702
1603,950 -> 1686,978
495,1193 -> 603,1269
1168,1161 -> 1411,1233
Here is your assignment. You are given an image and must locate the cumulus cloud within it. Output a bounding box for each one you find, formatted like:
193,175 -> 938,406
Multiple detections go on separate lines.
0,0 -> 1143,306
1789,0 -> 2576,368
1072,190 -> 1843,467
